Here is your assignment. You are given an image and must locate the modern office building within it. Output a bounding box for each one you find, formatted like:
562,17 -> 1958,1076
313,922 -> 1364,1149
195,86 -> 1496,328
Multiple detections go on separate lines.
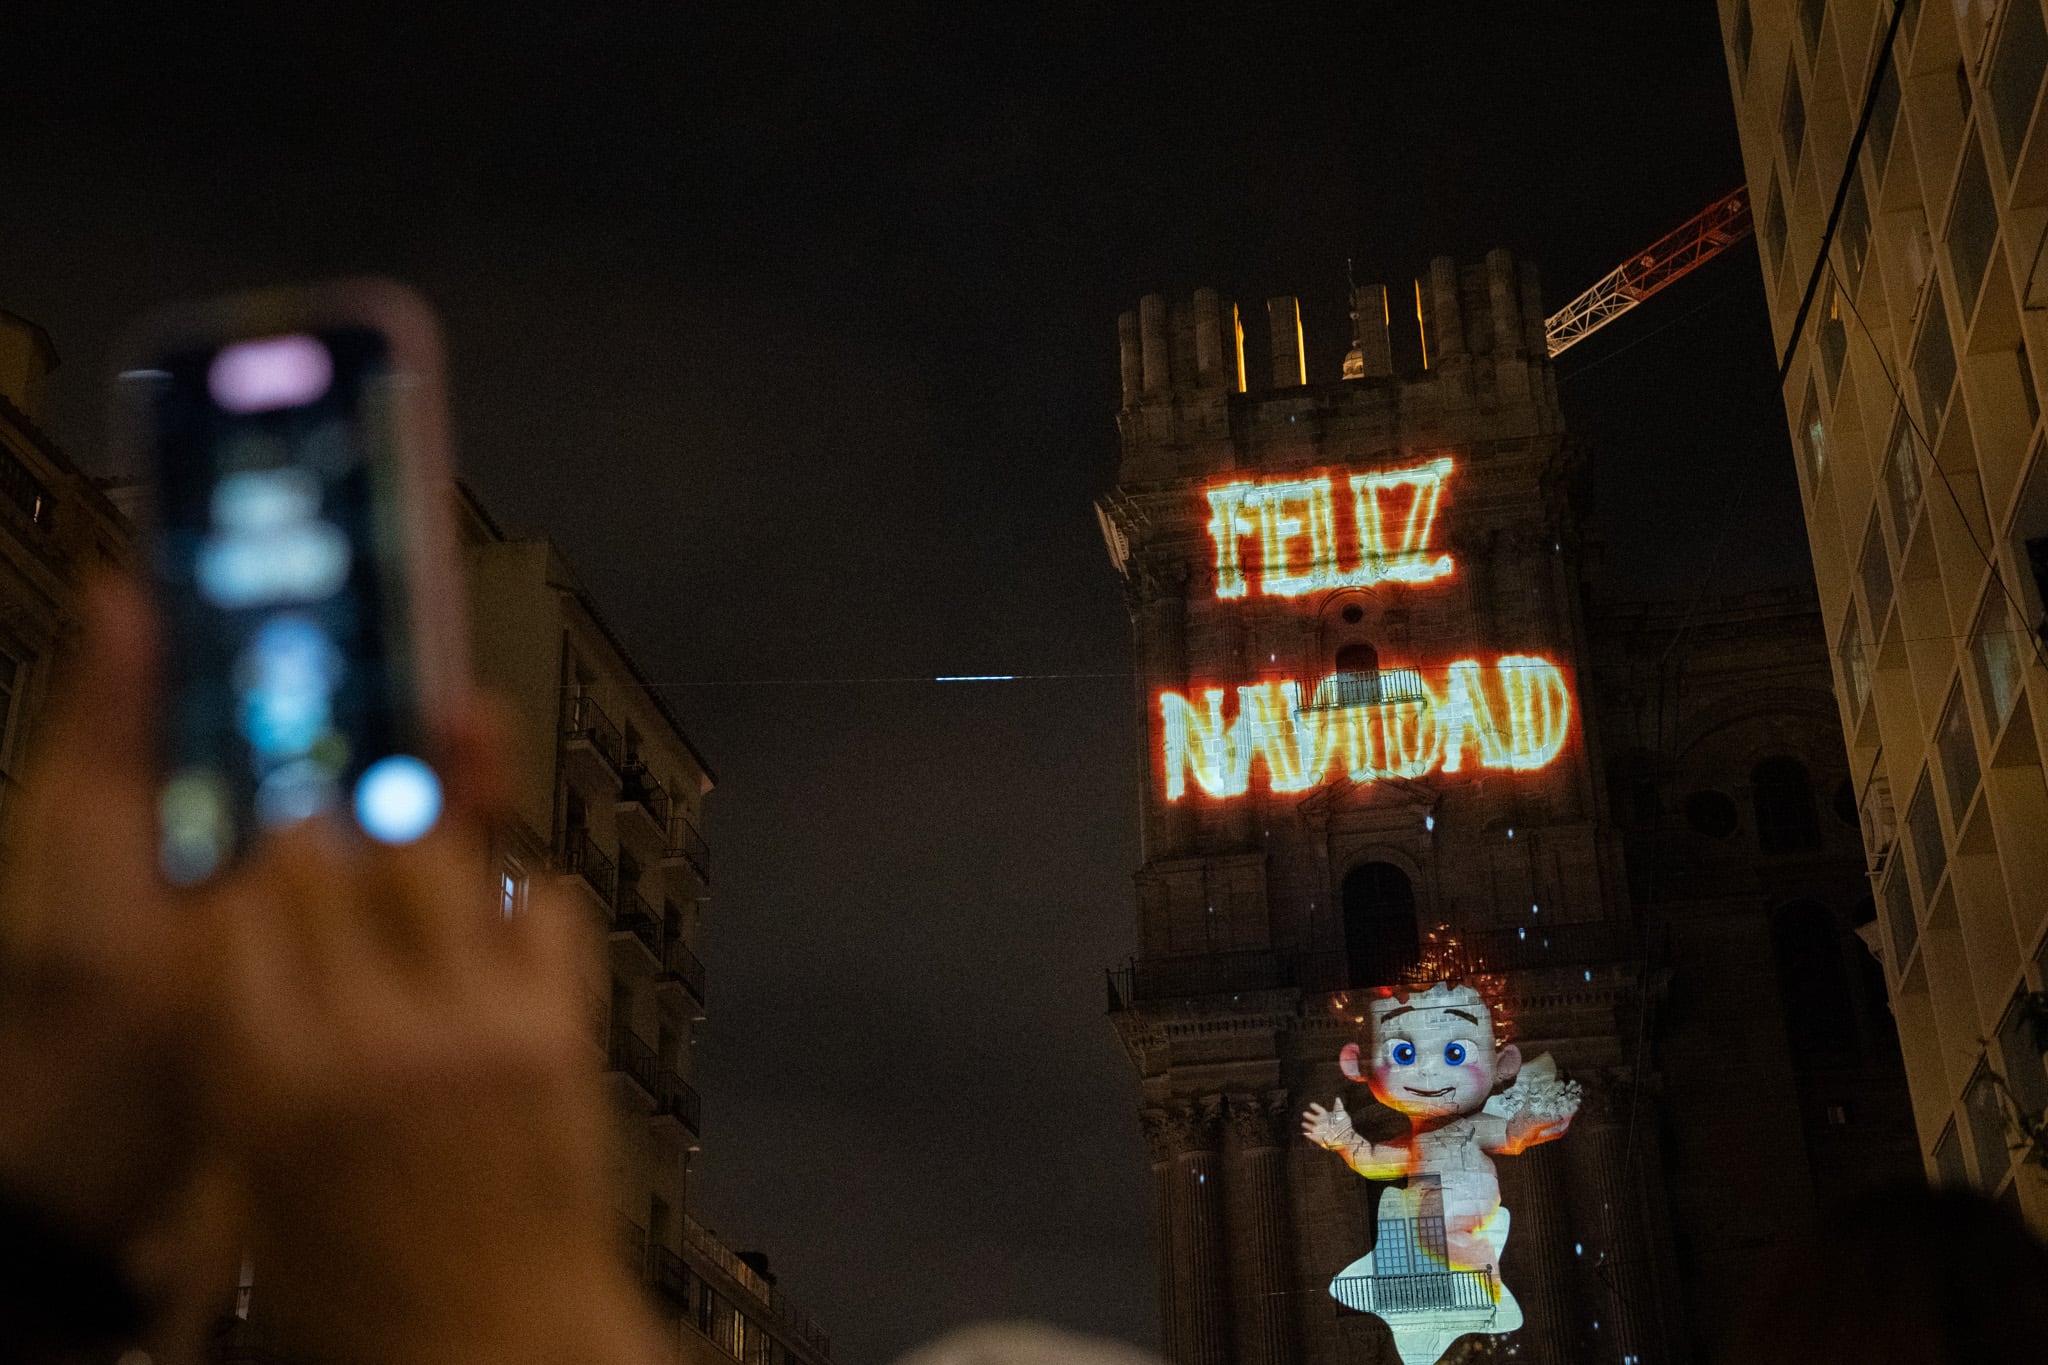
1716,0 -> 2048,1229
1098,263 -> 1917,1364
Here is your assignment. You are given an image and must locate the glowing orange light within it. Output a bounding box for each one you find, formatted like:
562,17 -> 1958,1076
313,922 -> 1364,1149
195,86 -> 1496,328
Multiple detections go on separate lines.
1159,656 -> 1573,800
1204,458 -> 1454,600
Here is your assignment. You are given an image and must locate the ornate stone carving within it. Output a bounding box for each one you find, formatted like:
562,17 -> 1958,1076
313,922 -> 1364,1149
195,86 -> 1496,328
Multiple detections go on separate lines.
1226,1090 -> 1295,1148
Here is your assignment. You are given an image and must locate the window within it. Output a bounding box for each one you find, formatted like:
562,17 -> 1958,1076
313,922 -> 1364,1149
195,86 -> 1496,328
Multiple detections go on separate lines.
1753,756 -> 1822,853
1971,588 -> 2027,728
2024,344 -> 2044,430
1868,60 -> 1903,179
1343,861 -> 1419,988
1907,772 -> 1947,895
1965,1063 -> 2012,1190
0,647 -> 21,762
1782,71 -> 1809,176
1818,276 -> 1849,395
1988,0 -> 2048,167
1937,683 -> 1982,824
1838,172 -> 1873,295
1684,789 -> 1741,838
1884,418 -> 1926,547
1797,379 -> 1828,486
1932,1120 -> 1969,1186
1946,139 -> 1999,317
1861,513 -> 1895,627
1997,992 -> 2048,1128
1734,0 -> 1755,79
1912,290 -> 1959,433
1769,902 -> 1859,1061
1839,606 -> 1871,719
499,862 -> 524,918
1884,863 -> 1919,963
1763,175 -> 1790,275
1799,0 -> 1827,51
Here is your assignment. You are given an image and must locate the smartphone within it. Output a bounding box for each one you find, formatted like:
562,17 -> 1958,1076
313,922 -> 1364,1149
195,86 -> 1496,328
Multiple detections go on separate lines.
114,280 -> 467,885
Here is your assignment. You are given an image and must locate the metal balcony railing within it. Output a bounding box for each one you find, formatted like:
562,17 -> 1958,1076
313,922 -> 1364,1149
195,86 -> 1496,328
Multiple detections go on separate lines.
617,1213 -> 648,1270
613,884 -> 662,958
661,934 -> 707,1004
648,1242 -> 688,1303
655,1065 -> 702,1134
563,830 -> 618,905
608,1025 -> 658,1099
619,761 -> 672,828
1301,667 -> 1430,712
666,813 -> 711,884
564,694 -> 625,771
1333,1268 -> 1496,1314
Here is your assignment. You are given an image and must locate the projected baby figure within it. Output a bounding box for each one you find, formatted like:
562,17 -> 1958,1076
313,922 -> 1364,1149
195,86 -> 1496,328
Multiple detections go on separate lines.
1301,979 -> 1580,1365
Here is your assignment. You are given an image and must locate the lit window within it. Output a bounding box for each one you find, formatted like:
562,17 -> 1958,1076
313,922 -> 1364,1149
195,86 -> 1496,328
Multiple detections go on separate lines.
1799,379 -> 1828,486
1970,589 -> 2027,728
1936,684 -> 1981,826
499,861 -> 524,918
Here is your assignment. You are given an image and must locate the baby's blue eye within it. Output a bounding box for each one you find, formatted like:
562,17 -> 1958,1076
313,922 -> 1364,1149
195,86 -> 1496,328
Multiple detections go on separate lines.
1444,1041 -> 1469,1066
1390,1041 -> 1417,1066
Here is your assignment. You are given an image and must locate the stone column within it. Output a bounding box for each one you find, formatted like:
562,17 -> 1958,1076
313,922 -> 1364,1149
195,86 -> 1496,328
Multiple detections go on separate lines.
1562,1073 -> 1669,1365
1226,1092 -> 1299,1365
1153,1097 -> 1231,1365
1142,1110 -> 1183,1362
1498,1134 -> 1580,1364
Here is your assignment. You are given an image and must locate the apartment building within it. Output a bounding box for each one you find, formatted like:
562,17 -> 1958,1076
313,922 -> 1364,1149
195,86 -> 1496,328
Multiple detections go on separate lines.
1717,0 -> 2048,1228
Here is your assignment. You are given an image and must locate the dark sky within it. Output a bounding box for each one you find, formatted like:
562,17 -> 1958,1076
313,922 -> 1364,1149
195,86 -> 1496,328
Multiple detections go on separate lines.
1,4 -> 1811,1361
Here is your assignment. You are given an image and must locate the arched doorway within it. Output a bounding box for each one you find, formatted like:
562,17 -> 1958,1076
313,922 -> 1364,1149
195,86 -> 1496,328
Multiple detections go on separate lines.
1343,861 -> 1419,988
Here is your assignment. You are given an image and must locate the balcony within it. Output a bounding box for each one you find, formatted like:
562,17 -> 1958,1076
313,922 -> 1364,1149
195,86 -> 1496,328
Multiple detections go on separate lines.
607,1024 -> 659,1104
648,1243 -> 689,1305
563,695 -> 625,788
658,934 -> 708,1011
616,761 -> 672,846
1300,666 -> 1430,712
561,830 -> 617,912
663,813 -> 711,888
609,883 -> 663,970
653,1064 -> 702,1136
1333,1268 -> 1496,1315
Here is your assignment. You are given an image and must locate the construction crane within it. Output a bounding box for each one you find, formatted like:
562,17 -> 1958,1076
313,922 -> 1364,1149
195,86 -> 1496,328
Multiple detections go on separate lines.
1543,188 -> 1753,358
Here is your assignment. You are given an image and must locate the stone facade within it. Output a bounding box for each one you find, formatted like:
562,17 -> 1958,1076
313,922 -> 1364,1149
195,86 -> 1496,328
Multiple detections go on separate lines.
1101,257 -> 1913,1364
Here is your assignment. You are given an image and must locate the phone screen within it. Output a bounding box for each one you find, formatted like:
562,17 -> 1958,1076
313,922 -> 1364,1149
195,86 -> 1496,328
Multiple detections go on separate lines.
139,325 -> 442,884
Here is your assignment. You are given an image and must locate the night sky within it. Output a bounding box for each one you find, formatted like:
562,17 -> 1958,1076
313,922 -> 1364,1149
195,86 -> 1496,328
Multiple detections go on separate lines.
2,4 -> 1810,1361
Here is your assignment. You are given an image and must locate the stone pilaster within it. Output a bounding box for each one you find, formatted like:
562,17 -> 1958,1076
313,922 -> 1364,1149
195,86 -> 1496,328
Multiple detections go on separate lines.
1562,1073 -> 1671,1365
1226,1092 -> 1299,1365
1498,1133 -> 1580,1364
1153,1096 -> 1231,1365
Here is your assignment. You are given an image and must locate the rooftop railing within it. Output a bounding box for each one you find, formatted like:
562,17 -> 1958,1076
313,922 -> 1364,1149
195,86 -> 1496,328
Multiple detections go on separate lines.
682,1215 -> 832,1358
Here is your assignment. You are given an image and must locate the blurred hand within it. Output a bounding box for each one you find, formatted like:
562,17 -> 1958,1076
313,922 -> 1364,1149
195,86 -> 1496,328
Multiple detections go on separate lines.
1301,1100 -> 1354,1150
206,706 -> 659,1365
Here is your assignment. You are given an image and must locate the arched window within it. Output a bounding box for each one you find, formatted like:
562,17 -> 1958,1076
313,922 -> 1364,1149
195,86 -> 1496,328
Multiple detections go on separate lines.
1343,861 -> 1419,989
1768,902 -> 1859,1063
1752,756 -> 1822,853
1335,641 -> 1380,672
